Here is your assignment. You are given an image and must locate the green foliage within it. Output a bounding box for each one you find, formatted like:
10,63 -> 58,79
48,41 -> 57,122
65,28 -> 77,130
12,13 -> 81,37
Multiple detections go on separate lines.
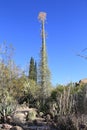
29,57 -> 37,83
56,116 -> 77,130
75,84 -> 86,114
26,109 -> 37,121
0,89 -> 17,123
0,43 -> 22,122
39,112 -> 44,117
34,62 -> 37,83
18,78 -> 40,108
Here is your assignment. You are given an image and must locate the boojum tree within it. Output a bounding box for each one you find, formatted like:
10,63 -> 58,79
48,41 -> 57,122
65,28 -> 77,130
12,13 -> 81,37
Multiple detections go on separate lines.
38,12 -> 51,105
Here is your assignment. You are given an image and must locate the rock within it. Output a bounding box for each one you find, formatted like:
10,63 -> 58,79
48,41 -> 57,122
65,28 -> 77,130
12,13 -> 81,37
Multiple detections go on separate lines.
12,105 -> 37,123
10,126 -> 23,130
12,112 -> 26,124
7,116 -> 13,124
2,123 -> 12,129
79,78 -> 87,84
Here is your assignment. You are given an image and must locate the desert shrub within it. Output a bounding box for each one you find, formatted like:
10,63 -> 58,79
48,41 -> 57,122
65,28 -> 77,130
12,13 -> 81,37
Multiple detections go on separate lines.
39,112 -> 44,118
26,109 -> 37,121
56,116 -> 77,130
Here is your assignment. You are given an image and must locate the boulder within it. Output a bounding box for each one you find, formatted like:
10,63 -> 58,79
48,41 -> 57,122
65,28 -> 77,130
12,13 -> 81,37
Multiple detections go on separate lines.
2,123 -> 12,129
79,78 -> 87,84
10,126 -> 23,130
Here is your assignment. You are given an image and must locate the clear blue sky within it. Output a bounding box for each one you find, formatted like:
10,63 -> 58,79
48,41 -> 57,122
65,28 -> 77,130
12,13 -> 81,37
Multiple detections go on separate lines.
0,0 -> 87,85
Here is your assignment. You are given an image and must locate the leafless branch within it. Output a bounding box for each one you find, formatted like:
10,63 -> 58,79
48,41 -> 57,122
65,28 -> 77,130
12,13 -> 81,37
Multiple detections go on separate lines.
76,48 -> 87,60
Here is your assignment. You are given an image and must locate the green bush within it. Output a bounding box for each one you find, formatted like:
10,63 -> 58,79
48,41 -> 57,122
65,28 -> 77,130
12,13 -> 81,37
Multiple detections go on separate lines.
26,109 -> 37,121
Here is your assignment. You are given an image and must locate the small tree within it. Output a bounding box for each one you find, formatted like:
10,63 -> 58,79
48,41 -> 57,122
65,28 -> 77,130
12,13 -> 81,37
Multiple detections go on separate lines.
29,57 -> 37,83
0,43 -> 18,122
34,61 -> 37,83
29,57 -> 35,80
